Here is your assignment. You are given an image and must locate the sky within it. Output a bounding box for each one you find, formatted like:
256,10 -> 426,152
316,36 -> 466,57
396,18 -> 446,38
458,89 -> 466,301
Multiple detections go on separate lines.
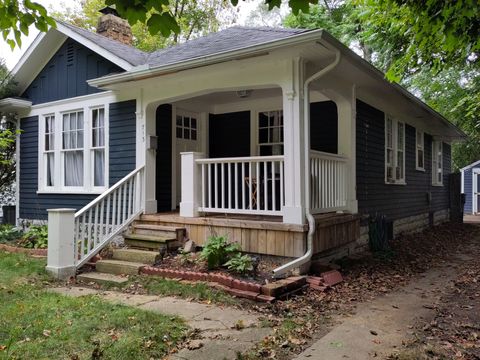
0,0 -> 288,70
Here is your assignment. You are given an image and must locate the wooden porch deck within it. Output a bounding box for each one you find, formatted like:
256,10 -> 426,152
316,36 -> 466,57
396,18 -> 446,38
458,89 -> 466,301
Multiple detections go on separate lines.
138,212 -> 360,258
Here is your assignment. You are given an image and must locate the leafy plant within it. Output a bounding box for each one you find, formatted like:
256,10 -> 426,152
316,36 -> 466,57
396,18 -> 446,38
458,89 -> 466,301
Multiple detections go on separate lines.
224,253 -> 253,275
0,224 -> 22,243
17,225 -> 48,249
200,235 -> 240,270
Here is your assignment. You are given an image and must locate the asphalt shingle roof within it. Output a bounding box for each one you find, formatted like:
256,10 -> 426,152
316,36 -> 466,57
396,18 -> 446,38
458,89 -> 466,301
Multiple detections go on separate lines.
59,22 -> 312,69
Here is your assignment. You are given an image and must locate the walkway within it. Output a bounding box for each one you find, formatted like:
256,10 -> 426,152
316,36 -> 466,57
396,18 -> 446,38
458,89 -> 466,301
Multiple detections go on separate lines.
50,287 -> 271,360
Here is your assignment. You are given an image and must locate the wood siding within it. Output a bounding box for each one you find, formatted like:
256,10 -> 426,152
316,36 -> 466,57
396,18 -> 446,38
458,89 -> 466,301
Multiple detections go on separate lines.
22,38 -> 123,105
19,100 -> 136,221
356,100 -> 451,221
463,167 -> 473,214
156,104 -> 173,212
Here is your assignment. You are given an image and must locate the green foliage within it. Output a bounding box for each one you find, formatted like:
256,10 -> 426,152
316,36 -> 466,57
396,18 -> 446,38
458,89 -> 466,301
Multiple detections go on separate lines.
224,253 -> 253,275
0,224 -> 21,243
200,235 -> 240,270
18,225 -> 48,249
0,0 -> 56,49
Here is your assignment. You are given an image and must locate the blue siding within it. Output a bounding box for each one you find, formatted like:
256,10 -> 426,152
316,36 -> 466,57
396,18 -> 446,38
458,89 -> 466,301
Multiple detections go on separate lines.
19,116 -> 97,220
109,100 -> 137,185
22,38 -> 123,105
356,100 -> 452,221
19,100 -> 137,221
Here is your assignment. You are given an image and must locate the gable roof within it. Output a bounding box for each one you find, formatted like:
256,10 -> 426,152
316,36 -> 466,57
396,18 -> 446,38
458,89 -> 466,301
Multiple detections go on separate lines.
461,160 -> 480,172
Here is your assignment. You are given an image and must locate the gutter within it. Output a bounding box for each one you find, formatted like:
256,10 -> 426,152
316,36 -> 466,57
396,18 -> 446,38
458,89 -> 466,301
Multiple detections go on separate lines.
88,29 -> 325,88
272,43 -> 341,278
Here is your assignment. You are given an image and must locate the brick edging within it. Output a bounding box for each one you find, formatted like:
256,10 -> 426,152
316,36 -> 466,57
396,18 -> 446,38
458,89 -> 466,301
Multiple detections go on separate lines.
0,244 -> 47,257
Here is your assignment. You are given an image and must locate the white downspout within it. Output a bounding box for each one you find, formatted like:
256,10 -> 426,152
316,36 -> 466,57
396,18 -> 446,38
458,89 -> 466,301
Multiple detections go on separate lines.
273,43 -> 341,278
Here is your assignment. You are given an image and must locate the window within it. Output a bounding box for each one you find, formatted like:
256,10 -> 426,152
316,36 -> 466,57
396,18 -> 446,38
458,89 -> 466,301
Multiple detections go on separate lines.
92,108 -> 105,187
258,110 -> 283,156
176,114 -> 197,140
62,110 -> 84,187
416,130 -> 425,171
40,105 -> 108,193
432,140 -> 443,185
385,116 -> 405,184
44,115 -> 55,187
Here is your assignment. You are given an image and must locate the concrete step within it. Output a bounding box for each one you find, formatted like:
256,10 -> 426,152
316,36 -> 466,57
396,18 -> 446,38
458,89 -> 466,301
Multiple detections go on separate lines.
95,259 -> 147,275
77,271 -> 129,286
123,232 -> 180,250
132,223 -> 185,240
112,248 -> 159,265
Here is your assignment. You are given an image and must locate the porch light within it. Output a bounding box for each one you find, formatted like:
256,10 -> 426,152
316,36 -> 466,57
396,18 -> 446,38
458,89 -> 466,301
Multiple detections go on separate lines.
236,90 -> 252,98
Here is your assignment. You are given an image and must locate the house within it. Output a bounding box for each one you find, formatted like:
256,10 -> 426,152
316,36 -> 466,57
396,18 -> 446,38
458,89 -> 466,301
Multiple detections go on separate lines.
461,160 -> 480,214
0,9 -> 465,279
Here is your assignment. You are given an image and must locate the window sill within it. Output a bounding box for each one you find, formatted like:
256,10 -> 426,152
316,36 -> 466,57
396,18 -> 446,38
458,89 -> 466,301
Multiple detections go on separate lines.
416,167 -> 425,172
385,181 -> 407,186
37,189 -> 106,195
432,183 -> 443,187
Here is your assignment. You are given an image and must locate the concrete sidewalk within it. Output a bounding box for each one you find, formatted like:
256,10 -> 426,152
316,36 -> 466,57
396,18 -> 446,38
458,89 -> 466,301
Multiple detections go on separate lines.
50,287 -> 271,360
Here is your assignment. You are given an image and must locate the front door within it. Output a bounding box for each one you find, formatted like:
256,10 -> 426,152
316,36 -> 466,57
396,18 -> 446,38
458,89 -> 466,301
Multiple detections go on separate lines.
175,110 -> 201,207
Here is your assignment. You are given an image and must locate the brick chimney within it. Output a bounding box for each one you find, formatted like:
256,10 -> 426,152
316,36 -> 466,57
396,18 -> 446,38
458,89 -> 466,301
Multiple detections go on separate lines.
96,6 -> 133,46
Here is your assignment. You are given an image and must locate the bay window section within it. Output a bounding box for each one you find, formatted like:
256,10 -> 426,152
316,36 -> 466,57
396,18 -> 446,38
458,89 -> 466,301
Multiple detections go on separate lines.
258,110 -> 284,156
62,111 -> 84,187
40,105 -> 108,193
92,108 -> 105,187
385,116 -> 405,184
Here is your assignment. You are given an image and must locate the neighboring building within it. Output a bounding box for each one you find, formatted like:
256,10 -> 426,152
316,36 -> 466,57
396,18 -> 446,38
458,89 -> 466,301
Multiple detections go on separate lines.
0,9 -> 465,277
461,160 -> 480,214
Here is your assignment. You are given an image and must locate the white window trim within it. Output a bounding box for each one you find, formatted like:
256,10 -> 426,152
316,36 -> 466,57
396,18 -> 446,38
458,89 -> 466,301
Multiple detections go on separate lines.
432,140 -> 443,186
38,102 -> 109,194
415,129 -> 425,171
385,115 -> 406,185
255,108 -> 284,156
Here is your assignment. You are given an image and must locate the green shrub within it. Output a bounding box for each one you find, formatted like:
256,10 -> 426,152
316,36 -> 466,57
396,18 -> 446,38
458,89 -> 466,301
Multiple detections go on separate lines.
200,235 -> 240,270
224,253 -> 253,275
0,224 -> 22,243
18,225 -> 48,249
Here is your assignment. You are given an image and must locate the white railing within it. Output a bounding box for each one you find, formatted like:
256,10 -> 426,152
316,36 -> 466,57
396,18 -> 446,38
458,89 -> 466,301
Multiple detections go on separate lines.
74,166 -> 145,267
196,156 -> 285,216
310,150 -> 348,214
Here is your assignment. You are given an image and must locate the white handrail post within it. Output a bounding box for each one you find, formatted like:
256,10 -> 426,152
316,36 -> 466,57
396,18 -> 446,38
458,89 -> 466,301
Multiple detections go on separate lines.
46,208 -> 76,279
180,152 -> 204,217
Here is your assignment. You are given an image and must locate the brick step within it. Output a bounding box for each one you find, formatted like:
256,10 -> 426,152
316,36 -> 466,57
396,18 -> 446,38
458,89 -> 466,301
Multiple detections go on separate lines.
131,223 -> 185,241
95,259 -> 147,275
112,248 -> 159,265
77,271 -> 129,286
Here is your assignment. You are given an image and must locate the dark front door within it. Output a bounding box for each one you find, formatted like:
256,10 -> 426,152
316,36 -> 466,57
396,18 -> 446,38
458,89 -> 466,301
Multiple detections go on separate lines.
156,104 -> 173,212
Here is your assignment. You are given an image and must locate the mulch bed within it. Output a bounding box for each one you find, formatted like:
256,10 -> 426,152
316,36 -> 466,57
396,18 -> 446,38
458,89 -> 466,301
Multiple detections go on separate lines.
0,243 -> 47,257
241,222 -> 480,359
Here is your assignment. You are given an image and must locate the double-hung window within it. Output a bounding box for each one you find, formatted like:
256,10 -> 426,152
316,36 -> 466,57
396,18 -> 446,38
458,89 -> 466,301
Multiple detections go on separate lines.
416,130 -> 425,171
432,141 -> 443,186
62,110 -> 84,187
44,115 -> 55,187
385,116 -> 405,184
258,110 -> 284,156
40,105 -> 108,193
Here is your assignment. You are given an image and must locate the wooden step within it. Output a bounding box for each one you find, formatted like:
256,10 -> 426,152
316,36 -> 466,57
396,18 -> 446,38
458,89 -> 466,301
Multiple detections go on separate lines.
124,233 -> 179,250
77,271 -> 129,286
95,259 -> 147,275
112,248 -> 159,265
131,223 -> 185,241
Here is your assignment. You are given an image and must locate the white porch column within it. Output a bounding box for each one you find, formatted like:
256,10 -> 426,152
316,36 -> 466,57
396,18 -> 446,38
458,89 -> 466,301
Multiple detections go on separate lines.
144,104 -> 157,213
282,57 -> 306,225
46,208 -> 76,279
180,152 -> 204,217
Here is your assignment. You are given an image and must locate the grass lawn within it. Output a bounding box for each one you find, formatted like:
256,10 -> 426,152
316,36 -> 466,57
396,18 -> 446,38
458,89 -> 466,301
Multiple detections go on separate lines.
0,251 -> 187,360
